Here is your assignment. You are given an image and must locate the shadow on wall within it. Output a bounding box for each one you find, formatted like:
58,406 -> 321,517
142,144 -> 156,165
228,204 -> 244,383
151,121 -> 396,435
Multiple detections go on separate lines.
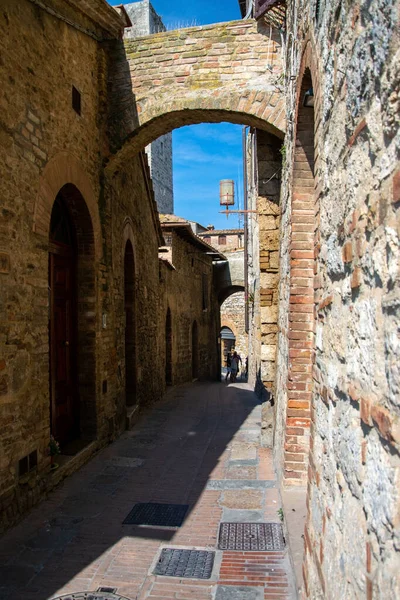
102,39 -> 140,154
253,367 -> 274,448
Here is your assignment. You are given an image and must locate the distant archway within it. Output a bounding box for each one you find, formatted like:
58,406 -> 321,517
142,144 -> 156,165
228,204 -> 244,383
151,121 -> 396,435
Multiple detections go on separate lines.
124,240 -> 136,406
220,326 -> 236,368
165,308 -> 172,385
191,321 -> 199,380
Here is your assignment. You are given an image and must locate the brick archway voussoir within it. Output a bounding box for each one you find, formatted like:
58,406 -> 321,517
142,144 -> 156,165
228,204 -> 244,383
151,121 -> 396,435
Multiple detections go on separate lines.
107,99 -> 285,174
33,152 -> 102,260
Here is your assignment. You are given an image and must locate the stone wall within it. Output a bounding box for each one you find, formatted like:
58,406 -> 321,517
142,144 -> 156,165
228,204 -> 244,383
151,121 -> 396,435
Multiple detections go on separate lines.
201,231 -> 244,253
274,0 -> 400,596
257,130 -> 282,392
0,0 -> 165,532
147,133 -> 174,214
159,230 -> 220,385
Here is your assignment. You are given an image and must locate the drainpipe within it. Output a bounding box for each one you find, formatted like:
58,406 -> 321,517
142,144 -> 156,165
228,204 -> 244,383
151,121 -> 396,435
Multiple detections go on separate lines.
243,126 -> 249,333
244,0 -> 254,19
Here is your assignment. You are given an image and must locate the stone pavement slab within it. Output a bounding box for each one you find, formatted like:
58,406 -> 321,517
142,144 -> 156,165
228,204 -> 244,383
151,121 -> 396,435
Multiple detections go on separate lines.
0,381 -> 296,600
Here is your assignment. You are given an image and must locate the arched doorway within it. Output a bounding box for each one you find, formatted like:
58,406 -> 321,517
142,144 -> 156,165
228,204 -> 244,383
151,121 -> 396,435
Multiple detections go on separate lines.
191,321 -> 199,380
49,185 -> 96,449
49,195 -> 78,446
165,308 -> 172,385
220,326 -> 236,367
124,240 -> 136,406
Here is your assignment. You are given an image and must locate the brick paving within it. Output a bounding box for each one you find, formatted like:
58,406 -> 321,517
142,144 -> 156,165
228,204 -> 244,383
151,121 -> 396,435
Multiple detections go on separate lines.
0,382 -> 296,600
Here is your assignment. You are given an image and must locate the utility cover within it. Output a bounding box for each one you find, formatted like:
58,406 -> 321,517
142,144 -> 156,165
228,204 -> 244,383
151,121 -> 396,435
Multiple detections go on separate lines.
218,522 -> 285,551
154,548 -> 215,579
123,502 -> 189,527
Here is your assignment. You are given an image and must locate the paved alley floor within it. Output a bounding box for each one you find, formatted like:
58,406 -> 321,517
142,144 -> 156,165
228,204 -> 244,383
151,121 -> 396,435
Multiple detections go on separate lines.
0,382 -> 296,600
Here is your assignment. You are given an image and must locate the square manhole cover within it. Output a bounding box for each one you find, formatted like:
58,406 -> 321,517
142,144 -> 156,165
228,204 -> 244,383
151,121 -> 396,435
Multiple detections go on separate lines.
218,522 -> 285,551
154,548 -> 215,579
123,502 -> 189,527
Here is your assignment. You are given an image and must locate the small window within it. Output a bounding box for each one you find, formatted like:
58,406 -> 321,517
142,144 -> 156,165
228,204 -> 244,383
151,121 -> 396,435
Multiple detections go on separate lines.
19,450 -> 38,477
202,273 -> 208,311
72,85 -> 81,115
203,236 -> 211,244
218,235 -> 227,245
164,233 -> 172,246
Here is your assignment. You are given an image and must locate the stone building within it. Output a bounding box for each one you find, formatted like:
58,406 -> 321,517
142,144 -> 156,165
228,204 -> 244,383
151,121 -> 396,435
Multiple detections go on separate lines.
0,0 -> 218,533
0,0 -> 399,597
200,227 -> 244,253
243,0 -> 400,597
199,227 -> 248,370
158,214 -> 224,384
123,1 -> 174,215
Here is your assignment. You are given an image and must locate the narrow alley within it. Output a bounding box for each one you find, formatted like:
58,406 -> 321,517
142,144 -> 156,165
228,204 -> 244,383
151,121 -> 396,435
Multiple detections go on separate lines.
0,381 -> 295,600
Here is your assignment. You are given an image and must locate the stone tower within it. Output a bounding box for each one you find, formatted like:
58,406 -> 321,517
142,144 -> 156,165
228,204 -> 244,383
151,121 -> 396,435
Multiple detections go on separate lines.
124,1 -> 174,214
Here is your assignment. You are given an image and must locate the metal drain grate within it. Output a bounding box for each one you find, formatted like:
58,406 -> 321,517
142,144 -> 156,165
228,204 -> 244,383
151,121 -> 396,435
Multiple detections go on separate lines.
218,522 -> 285,551
123,502 -> 189,527
97,588 -> 117,594
154,548 -> 215,579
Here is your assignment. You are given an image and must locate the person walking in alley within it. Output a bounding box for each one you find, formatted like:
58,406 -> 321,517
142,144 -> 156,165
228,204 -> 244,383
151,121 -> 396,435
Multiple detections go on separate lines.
225,352 -> 232,382
230,351 -> 240,382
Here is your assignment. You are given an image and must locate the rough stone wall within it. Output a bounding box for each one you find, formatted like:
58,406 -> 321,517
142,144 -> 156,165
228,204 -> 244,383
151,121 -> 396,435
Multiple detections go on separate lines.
159,232 -> 220,385
257,130 -> 282,392
275,0 -> 400,597
220,291 -> 248,362
0,0 -> 165,532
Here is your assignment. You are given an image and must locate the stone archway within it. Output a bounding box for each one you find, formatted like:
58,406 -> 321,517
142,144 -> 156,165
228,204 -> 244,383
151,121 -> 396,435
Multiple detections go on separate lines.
34,154 -> 100,449
48,183 -> 97,447
106,19 -> 285,171
33,153 -> 101,255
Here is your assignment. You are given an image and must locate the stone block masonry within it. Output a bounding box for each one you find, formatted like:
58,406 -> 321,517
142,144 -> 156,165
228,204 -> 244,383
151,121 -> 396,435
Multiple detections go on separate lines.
108,19 -> 286,172
273,0 -> 400,597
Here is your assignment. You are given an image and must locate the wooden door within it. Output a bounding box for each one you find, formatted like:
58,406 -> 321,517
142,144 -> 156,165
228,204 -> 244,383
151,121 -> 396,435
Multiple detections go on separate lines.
49,250 -> 78,446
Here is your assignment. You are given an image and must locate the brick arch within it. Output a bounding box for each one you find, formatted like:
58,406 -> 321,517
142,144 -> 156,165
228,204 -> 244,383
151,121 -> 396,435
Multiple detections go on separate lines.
106,19 -> 286,172
33,152 -> 101,259
284,37 -> 322,485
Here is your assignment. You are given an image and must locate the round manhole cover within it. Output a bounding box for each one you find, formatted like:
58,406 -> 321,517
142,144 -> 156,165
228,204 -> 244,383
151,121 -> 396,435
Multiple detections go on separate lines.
52,592 -> 132,600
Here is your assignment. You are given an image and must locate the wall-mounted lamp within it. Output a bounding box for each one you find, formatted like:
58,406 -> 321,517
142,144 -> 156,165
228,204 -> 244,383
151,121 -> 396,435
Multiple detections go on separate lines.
303,87 -> 314,107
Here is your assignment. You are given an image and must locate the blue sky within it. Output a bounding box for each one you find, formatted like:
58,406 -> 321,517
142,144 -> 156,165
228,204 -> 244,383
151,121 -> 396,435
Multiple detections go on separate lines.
109,0 -> 244,229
